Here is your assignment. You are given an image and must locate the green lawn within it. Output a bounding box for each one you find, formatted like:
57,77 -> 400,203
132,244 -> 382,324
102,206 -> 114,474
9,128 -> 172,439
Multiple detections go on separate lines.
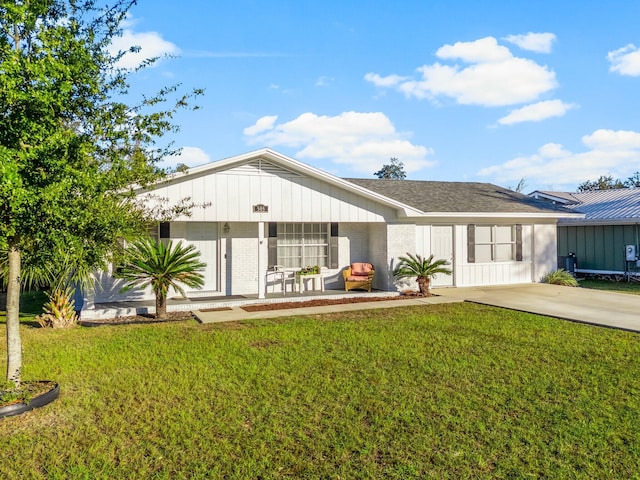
579,278 -> 640,295
1,303 -> 639,478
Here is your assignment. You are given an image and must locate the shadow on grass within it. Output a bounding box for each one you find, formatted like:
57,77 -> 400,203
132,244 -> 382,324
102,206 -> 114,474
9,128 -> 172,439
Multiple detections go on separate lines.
0,290 -> 47,325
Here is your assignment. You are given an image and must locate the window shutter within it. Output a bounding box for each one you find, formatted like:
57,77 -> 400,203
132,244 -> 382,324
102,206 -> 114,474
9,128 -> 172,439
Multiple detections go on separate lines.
515,224 -> 523,262
159,222 -> 170,239
467,224 -> 475,263
330,223 -> 339,269
268,223 -> 277,267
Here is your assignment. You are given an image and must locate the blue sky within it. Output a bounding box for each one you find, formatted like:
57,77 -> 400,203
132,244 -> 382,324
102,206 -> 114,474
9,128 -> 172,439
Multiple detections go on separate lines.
116,0 -> 640,192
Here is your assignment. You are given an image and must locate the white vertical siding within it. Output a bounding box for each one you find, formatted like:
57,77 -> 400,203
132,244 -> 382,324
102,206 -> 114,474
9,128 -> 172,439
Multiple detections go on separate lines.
454,224 -> 535,286
142,161 -> 397,223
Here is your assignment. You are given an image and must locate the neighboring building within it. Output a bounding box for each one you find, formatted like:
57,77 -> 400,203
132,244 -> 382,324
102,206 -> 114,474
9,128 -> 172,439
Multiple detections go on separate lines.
86,149 -> 579,307
530,189 -> 640,276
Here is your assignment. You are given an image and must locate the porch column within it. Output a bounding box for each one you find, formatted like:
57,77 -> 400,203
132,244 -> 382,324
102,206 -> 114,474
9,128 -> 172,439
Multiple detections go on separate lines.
258,221 -> 266,299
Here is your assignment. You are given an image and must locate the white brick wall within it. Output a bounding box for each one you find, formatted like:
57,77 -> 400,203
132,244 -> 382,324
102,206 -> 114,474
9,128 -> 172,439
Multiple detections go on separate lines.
228,222 -> 260,295
385,224 -> 417,291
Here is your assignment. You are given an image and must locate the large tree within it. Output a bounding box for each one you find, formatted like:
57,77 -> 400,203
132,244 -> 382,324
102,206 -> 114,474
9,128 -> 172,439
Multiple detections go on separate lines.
0,0 -> 201,385
374,157 -> 407,179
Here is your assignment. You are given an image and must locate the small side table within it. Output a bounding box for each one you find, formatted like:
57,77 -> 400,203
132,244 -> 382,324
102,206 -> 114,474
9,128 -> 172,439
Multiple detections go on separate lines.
296,273 -> 325,293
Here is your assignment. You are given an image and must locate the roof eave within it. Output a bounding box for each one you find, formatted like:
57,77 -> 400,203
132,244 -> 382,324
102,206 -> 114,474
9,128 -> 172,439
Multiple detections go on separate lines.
406,212 -> 585,219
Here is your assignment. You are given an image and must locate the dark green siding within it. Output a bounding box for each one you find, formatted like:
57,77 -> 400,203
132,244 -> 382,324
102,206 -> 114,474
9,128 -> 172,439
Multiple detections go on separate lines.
558,224 -> 640,272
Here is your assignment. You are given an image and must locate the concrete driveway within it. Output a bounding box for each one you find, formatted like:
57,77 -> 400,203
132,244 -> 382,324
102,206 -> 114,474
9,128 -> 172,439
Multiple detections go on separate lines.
436,283 -> 640,332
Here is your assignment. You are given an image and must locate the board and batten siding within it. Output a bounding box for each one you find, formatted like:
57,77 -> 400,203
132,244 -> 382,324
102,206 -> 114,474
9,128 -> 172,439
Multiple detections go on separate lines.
142,160 -> 397,223
415,225 -> 455,287
454,224 -> 535,286
557,223 -> 640,273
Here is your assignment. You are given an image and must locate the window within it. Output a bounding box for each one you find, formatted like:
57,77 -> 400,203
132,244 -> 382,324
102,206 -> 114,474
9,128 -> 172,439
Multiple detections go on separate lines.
269,223 -> 338,269
468,224 -> 522,263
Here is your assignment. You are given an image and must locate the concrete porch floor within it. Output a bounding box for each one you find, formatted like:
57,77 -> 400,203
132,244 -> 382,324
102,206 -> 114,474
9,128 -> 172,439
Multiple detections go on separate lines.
80,289 -> 405,320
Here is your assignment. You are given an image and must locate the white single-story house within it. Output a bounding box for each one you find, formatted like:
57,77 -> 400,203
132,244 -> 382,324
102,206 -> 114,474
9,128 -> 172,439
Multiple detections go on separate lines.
86,149 -> 580,307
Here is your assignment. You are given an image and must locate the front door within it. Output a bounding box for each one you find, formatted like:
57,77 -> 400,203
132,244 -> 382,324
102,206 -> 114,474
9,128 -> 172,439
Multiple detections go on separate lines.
431,225 -> 454,287
185,222 -> 218,291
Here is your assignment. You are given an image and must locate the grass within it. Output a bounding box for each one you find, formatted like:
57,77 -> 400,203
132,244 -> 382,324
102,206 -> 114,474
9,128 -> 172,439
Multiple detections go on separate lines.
1,303 -> 639,478
579,278 -> 640,295
0,290 -> 48,324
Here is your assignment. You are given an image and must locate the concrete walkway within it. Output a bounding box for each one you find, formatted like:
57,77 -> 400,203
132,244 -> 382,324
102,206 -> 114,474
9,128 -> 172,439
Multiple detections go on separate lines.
436,283 -> 640,333
195,283 -> 640,333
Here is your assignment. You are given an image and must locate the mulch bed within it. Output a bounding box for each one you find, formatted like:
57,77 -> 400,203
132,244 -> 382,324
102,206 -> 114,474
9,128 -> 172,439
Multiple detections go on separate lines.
239,293 -> 427,312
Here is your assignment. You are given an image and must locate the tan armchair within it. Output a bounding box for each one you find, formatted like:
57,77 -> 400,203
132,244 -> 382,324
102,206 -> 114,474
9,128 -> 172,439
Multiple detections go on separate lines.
343,262 -> 375,292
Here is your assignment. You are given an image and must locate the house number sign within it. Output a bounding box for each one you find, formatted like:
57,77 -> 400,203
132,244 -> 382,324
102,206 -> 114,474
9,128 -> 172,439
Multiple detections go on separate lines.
253,204 -> 269,213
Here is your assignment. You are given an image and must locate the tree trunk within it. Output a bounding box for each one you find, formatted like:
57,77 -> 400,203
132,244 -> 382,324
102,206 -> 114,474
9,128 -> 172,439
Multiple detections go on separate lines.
416,276 -> 428,295
6,244 -> 22,386
155,294 -> 167,320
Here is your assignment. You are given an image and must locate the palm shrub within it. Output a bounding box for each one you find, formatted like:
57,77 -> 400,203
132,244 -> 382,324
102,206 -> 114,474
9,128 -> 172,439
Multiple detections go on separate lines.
115,239 -> 206,319
36,286 -> 78,329
393,253 -> 451,295
542,269 -> 579,287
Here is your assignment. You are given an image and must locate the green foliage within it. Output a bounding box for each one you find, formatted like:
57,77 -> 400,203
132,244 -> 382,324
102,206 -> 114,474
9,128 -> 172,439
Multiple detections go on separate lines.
624,171 -> 640,188
393,253 -> 451,294
374,157 -> 407,179
0,379 -> 23,406
1,304 -> 639,477
577,175 -> 626,192
115,239 -> 206,318
542,269 -> 579,287
297,265 -> 320,276
0,0 -> 202,381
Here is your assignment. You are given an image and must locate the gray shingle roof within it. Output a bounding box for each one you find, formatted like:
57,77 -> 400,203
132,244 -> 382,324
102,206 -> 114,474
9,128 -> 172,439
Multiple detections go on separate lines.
561,189 -> 640,221
345,179 -> 576,215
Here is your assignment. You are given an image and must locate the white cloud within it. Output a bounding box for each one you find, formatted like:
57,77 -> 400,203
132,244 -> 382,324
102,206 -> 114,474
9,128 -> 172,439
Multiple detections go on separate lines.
503,32 -> 556,53
315,76 -> 334,87
582,129 -> 640,150
608,44 -> 640,76
244,111 -> 435,174
161,146 -> 210,169
498,100 -> 576,125
243,115 -> 278,136
478,129 -> 640,189
366,37 -> 557,107
363,72 -> 409,87
109,27 -> 179,69
436,36 -> 513,62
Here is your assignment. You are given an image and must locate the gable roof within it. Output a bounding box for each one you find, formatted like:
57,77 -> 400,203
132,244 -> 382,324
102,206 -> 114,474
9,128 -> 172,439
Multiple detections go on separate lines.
547,188 -> 640,224
529,190 -> 581,205
346,179 -> 579,217
149,148 -> 581,220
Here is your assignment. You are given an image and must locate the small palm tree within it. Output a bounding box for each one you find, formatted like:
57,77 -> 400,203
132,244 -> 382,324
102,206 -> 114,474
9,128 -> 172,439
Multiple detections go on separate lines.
393,253 -> 451,296
115,239 -> 206,319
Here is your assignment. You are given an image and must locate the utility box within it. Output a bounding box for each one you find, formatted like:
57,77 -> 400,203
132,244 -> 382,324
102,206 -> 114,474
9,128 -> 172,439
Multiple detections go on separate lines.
625,245 -> 637,261
565,252 -> 577,273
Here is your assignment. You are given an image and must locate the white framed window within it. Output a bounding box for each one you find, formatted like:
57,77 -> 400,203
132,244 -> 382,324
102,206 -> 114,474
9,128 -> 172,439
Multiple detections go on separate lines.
468,224 -> 522,263
269,223 -> 338,269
